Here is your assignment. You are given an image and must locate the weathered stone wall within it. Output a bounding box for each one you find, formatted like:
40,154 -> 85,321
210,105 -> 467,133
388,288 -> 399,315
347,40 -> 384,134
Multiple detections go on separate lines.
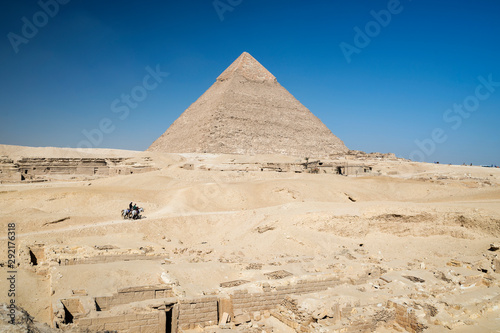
196,161 -> 373,175
95,285 -> 174,311
230,276 -> 341,315
339,150 -> 400,160
177,296 -> 218,329
58,253 -> 164,266
0,158 -> 20,181
75,311 -> 160,333
0,157 -> 156,182
28,245 -> 45,265
61,298 -> 85,319
387,300 -> 425,333
53,273 -> 382,332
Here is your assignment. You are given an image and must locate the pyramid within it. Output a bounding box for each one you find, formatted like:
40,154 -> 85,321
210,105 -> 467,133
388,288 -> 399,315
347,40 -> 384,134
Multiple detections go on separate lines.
148,52 -> 348,157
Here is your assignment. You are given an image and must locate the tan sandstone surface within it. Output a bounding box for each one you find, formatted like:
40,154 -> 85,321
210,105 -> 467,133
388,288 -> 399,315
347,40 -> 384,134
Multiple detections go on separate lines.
1,145 -> 499,332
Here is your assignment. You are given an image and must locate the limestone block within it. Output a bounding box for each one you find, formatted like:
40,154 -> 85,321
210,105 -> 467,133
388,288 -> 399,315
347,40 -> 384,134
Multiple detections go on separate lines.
128,326 -> 141,333
76,318 -> 92,327
104,322 -> 129,330
233,313 -> 251,326
140,324 -> 159,333
492,258 -> 500,272
219,297 -> 233,322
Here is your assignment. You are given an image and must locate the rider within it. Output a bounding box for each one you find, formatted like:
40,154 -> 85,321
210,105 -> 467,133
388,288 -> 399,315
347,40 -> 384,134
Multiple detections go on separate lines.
127,202 -> 133,215
133,203 -> 139,216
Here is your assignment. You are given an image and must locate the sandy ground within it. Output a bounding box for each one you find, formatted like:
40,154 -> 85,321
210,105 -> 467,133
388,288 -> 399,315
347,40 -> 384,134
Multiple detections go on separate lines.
0,145 -> 499,332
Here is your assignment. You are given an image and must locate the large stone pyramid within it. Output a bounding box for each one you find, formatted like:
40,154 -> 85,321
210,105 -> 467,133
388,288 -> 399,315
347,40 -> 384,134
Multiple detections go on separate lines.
148,52 -> 348,157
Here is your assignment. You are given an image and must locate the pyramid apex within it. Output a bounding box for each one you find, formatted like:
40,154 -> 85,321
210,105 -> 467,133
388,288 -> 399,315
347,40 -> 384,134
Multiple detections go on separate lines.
217,52 -> 276,83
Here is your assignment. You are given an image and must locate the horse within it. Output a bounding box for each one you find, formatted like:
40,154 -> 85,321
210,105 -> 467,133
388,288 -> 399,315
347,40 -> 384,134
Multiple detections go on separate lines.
121,209 -> 131,219
130,207 -> 144,220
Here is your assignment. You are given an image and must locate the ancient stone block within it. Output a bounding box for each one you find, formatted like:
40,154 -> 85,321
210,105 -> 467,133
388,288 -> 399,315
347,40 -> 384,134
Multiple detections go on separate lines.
76,318 -> 92,326
220,280 -> 250,288
140,324 -> 159,333
104,321 -> 129,330
233,313 -> 251,325
493,258 -> 500,272
128,326 -> 141,333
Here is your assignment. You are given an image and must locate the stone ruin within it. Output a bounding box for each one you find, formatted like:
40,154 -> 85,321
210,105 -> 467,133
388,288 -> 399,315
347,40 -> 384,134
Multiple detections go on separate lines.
0,156 -> 156,183
14,240 -> 500,333
0,150 -> 404,183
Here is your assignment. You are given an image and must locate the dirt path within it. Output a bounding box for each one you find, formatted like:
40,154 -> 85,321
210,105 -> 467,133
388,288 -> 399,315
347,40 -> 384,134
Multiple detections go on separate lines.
0,210 -> 241,240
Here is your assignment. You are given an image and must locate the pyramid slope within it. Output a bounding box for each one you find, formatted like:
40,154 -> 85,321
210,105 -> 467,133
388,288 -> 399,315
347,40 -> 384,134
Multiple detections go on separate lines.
148,52 -> 348,157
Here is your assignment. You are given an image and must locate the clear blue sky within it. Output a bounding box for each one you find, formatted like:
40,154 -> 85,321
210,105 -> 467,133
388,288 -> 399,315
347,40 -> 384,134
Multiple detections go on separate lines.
1,0 -> 499,165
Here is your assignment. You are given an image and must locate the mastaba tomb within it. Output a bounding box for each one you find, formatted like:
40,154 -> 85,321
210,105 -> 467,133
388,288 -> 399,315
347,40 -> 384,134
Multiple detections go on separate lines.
148,52 -> 348,157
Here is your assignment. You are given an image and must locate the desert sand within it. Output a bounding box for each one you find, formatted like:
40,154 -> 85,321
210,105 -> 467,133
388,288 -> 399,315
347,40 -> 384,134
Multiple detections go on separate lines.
1,144 -> 499,332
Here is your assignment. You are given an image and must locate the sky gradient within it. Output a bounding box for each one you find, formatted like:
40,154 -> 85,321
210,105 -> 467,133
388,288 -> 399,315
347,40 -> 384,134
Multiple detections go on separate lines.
1,0 -> 499,165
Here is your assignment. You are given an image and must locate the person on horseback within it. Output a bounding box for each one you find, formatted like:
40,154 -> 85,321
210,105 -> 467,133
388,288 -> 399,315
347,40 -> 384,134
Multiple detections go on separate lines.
124,202 -> 132,217
130,203 -> 137,219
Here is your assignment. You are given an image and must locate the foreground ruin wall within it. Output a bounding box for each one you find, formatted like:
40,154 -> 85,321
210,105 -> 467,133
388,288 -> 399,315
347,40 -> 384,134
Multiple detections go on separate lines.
8,262 -> 499,333
177,296 -> 219,328
229,276 -> 342,314
16,240 -> 499,333
94,285 -> 175,311
11,217 -> 499,333
51,276 -> 355,332
47,270 -> 387,332
75,311 -> 162,332
13,256 -> 496,332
